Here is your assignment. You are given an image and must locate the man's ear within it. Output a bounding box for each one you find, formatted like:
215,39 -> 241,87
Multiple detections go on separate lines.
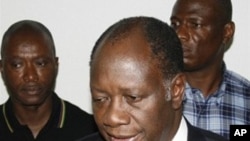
223,21 -> 235,51
0,60 -> 2,72
55,57 -> 59,72
0,60 -> 5,82
170,73 -> 186,110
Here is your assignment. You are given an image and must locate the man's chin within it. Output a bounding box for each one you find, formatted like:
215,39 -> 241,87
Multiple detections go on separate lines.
17,93 -> 52,107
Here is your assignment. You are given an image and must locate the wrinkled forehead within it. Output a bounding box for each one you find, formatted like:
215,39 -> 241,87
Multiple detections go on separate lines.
174,0 -> 220,13
92,29 -> 153,66
90,38 -> 163,92
91,30 -> 161,76
173,0 -> 223,22
1,28 -> 54,58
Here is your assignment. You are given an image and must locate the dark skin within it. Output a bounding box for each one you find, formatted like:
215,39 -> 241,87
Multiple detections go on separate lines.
170,0 -> 235,97
0,29 -> 58,138
90,28 -> 185,141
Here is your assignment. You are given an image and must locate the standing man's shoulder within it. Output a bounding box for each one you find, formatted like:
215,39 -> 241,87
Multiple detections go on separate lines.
225,70 -> 250,89
199,128 -> 229,141
64,99 -> 93,120
187,120 -> 228,141
55,96 -> 98,140
63,99 -> 98,131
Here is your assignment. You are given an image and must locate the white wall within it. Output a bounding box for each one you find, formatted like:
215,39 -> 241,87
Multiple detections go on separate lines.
0,0 -> 249,114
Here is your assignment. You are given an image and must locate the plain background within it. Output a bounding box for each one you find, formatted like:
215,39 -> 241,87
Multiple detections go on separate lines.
1,0 -> 249,114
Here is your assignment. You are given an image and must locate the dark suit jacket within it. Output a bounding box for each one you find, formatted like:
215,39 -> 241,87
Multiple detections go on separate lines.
186,120 -> 228,141
77,119 -> 228,141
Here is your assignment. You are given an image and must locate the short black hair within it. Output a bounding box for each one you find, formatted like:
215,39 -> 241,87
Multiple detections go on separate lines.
218,0 -> 233,23
174,0 -> 232,24
1,20 -> 56,58
90,16 -> 183,79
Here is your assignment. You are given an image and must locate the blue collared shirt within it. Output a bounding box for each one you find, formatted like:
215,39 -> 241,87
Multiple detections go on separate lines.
183,67 -> 250,139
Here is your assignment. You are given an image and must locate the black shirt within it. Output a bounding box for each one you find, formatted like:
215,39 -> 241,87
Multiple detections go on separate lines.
0,93 -> 98,141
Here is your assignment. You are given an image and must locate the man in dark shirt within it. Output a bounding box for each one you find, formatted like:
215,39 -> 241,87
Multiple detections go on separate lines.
0,20 -> 97,141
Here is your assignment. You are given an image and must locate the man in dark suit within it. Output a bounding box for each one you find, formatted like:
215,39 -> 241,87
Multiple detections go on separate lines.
77,16 -> 228,141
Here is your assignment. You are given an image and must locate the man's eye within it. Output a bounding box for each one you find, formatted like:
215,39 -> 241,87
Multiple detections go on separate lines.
92,97 -> 108,103
170,21 -> 179,29
37,62 -> 45,67
126,95 -> 141,103
189,22 -> 202,28
36,60 -> 47,67
11,62 -> 22,69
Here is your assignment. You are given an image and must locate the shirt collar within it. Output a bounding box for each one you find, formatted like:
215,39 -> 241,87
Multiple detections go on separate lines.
2,93 -> 66,133
172,117 -> 188,141
183,62 -> 227,101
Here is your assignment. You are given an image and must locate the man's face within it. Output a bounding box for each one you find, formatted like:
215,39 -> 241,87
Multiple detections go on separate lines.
0,30 -> 58,106
90,31 -> 175,141
170,0 -> 226,71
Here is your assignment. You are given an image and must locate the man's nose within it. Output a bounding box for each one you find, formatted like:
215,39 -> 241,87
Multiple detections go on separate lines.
103,99 -> 130,128
175,24 -> 189,42
23,64 -> 38,82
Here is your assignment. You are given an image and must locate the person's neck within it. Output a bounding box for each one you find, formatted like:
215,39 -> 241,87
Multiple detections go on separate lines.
168,109 -> 183,141
185,63 -> 223,98
12,96 -> 53,138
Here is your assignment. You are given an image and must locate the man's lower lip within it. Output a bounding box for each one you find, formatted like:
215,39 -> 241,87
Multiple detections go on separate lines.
23,89 -> 41,95
110,135 -> 139,141
26,91 -> 39,96
111,137 -> 135,141
183,51 -> 190,56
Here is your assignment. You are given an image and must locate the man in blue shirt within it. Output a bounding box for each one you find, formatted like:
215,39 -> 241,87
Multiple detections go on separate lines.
170,0 -> 250,139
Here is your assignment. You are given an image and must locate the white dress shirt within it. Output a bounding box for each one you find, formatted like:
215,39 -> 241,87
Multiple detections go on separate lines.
172,117 -> 188,141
